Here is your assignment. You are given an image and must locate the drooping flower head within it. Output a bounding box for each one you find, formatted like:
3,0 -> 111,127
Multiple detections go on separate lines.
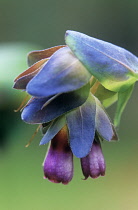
13,30 -> 138,184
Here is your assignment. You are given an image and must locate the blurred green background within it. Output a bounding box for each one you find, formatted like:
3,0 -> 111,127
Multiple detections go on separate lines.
0,0 -> 138,209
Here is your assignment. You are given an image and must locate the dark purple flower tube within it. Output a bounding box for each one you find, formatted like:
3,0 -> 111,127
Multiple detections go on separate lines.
81,140 -> 106,179
43,127 -> 73,184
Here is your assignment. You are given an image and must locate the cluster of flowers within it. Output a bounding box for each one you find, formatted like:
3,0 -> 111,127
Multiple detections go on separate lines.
13,31 -> 138,184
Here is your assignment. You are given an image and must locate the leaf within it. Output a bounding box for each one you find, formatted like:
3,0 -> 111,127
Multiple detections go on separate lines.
102,94 -> 118,108
14,59 -> 47,82
40,116 -> 66,145
93,82 -> 117,108
21,83 -> 90,124
66,93 -> 96,158
28,45 -> 66,66
95,97 -> 116,141
13,59 -> 48,90
65,30 -> 138,92
13,69 -> 40,90
94,83 -> 116,101
26,46 -> 91,97
41,122 -> 52,134
114,84 -> 134,127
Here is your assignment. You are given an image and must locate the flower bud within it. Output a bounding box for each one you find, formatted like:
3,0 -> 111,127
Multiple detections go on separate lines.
81,140 -> 106,179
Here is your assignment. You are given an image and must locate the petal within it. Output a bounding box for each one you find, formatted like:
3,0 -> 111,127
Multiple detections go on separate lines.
65,30 -> 138,92
81,140 -> 106,179
26,46 -> 91,97
21,83 -> 90,124
66,93 -> 96,158
95,96 -> 116,141
28,45 -> 66,66
43,127 -> 73,184
40,115 -> 66,145
114,84 -> 134,127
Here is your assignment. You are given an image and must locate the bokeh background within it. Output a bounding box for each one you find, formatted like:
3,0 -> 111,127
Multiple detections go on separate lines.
0,0 -> 138,209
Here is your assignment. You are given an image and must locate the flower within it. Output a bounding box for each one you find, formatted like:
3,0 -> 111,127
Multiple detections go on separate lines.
41,90 -> 116,184
43,126 -> 73,184
43,126 -> 106,184
81,139 -> 105,179
17,88 -> 117,184
13,31 -> 121,184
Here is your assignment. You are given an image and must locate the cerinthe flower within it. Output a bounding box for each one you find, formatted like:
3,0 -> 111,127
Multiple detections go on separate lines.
43,127 -> 106,184
81,138 -> 106,179
13,31 -> 121,184
43,126 -> 73,184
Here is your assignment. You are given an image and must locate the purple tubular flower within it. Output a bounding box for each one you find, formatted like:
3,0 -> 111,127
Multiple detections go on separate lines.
81,140 -> 106,179
43,126 -> 73,184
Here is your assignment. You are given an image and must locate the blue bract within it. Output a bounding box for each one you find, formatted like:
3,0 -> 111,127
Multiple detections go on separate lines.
65,30 -> 138,92
40,93 -> 117,158
65,31 -> 138,126
14,29 -> 138,184
27,47 -> 91,97
21,83 -> 90,124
